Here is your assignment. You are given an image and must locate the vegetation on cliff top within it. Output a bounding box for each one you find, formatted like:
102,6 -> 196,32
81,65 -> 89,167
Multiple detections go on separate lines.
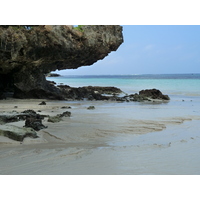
73,25 -> 84,32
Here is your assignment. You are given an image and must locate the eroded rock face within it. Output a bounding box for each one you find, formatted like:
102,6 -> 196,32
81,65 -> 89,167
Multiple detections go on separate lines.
0,25 -> 123,99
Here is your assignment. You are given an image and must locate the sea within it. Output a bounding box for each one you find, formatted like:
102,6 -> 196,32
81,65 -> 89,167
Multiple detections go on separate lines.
46,73 -> 200,175
47,73 -> 200,99
47,73 -> 200,120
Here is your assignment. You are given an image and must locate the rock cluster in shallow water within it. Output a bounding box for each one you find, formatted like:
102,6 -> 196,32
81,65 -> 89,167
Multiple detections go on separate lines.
58,86 -> 170,102
58,85 -> 123,100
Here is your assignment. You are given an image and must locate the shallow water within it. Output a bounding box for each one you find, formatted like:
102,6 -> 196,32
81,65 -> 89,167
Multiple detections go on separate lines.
0,98 -> 200,175
1,74 -> 200,174
47,74 -> 200,96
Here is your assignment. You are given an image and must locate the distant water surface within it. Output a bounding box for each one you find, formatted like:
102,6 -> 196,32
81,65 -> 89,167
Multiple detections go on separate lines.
47,74 -> 200,98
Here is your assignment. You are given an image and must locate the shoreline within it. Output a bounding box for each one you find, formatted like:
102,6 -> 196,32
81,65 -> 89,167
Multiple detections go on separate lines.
1,97 -> 200,174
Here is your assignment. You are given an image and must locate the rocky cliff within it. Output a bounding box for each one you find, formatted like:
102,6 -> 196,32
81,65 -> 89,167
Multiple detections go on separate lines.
0,25 -> 123,99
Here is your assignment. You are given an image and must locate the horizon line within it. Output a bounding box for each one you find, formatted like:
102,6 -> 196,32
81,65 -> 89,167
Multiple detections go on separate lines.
56,73 -> 200,76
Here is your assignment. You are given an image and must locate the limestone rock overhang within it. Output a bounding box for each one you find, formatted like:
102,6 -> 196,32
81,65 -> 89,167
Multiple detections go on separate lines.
0,25 -> 123,99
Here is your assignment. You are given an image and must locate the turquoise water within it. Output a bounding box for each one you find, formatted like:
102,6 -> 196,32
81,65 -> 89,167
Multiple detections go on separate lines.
46,74 -> 200,175
47,74 -> 200,98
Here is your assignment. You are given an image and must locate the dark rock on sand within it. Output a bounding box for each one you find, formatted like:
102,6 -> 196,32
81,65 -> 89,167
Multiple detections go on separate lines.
0,109 -> 48,127
21,109 -> 38,115
39,101 -> 46,105
22,109 -> 48,131
0,109 -> 48,141
0,125 -> 38,142
61,106 -> 71,109
47,116 -> 62,123
25,115 -> 47,131
87,106 -> 95,110
0,114 -> 20,124
21,109 -> 37,115
57,111 -> 71,118
48,111 -> 71,123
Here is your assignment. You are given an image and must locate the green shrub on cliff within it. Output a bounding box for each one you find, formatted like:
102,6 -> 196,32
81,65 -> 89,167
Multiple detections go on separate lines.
73,25 -> 84,32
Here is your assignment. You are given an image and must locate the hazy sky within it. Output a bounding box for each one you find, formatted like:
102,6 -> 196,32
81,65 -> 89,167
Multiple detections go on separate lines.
58,25 -> 200,75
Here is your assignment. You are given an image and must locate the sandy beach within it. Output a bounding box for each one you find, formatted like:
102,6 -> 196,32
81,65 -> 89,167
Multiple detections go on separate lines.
0,98 -> 200,175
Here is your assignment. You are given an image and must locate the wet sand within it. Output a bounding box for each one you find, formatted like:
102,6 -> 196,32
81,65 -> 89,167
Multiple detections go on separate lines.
0,98 -> 200,174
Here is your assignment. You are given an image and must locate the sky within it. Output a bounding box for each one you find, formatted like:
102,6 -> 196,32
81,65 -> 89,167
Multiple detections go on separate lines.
58,25 -> 200,75
2,1 -> 200,76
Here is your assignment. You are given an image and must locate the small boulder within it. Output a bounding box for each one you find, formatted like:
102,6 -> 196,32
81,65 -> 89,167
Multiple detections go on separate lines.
0,114 -> 20,124
39,101 -> 46,105
25,115 -> 47,131
22,109 -> 48,131
22,109 -> 37,115
47,111 -> 71,123
47,116 -> 62,123
61,106 -> 71,109
139,89 -> 170,100
0,125 -> 38,142
57,111 -> 71,117
87,106 -> 95,110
